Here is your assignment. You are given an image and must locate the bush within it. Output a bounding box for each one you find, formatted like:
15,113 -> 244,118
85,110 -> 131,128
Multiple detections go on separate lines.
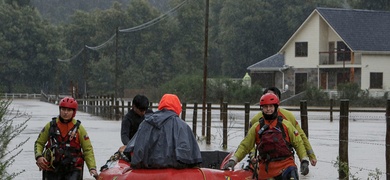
0,98 -> 30,179
157,74 -> 204,103
158,76 -> 263,105
281,83 -> 388,107
304,84 -> 329,106
337,83 -> 361,100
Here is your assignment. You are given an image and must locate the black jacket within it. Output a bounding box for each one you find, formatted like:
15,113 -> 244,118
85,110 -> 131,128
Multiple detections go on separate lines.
120,109 -> 153,145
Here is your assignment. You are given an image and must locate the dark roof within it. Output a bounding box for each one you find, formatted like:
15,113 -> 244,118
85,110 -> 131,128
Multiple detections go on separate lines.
247,53 -> 284,71
317,7 -> 390,52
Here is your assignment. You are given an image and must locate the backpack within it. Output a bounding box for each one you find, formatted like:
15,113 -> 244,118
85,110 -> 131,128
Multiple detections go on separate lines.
46,117 -> 84,171
255,116 -> 294,172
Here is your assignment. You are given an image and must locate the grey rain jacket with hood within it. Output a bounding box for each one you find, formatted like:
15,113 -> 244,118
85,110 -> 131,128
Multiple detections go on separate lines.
124,109 -> 202,168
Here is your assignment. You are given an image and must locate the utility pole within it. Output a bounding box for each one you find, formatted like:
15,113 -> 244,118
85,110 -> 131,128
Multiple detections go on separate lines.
202,0 -> 209,136
115,27 -> 119,101
83,45 -> 87,97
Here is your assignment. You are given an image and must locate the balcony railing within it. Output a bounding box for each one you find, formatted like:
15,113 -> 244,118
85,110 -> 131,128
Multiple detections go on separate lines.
319,51 -> 361,65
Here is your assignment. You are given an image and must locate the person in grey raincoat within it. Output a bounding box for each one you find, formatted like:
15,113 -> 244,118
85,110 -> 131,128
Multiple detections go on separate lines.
121,94 -> 202,169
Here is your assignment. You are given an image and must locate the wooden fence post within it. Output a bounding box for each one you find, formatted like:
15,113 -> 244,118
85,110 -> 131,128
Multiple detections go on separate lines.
110,94 -> 114,120
192,102 -> 198,137
339,99 -> 349,180
300,100 -> 308,137
330,98 -> 334,122
121,100 -> 125,118
115,100 -> 120,120
244,102 -> 250,136
222,102 -> 228,149
206,102 -> 212,144
181,102 -> 187,121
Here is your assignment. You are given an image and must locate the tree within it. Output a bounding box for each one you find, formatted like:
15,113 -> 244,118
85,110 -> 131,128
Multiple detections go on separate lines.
120,0 -> 173,90
170,0 -> 205,75
346,0 -> 390,11
0,98 -> 30,179
0,3 -> 66,93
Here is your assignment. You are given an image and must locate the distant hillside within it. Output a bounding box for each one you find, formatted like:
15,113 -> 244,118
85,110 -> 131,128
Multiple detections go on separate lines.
30,0 -> 171,24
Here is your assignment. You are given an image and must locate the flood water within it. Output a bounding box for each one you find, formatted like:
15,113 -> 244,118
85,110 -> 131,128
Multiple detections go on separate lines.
5,99 -> 387,179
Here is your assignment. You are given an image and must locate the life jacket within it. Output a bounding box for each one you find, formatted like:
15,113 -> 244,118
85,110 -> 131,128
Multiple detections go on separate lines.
45,117 -> 84,172
255,116 -> 294,172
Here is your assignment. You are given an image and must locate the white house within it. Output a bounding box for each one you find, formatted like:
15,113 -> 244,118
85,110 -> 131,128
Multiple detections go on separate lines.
247,7 -> 390,97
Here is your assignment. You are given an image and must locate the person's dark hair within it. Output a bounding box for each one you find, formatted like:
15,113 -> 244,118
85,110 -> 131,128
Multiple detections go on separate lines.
132,95 -> 149,111
262,87 -> 281,99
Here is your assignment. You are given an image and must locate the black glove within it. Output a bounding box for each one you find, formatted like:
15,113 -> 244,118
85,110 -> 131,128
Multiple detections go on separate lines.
223,159 -> 236,171
300,160 -> 309,175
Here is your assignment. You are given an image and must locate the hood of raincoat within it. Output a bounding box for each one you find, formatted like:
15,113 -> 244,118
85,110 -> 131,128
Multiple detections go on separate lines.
157,94 -> 182,116
144,109 -> 177,129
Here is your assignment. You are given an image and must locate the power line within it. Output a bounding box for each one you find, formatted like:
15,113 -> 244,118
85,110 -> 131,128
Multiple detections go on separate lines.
119,0 -> 187,33
85,34 -> 116,51
57,47 -> 85,62
59,0 -> 188,61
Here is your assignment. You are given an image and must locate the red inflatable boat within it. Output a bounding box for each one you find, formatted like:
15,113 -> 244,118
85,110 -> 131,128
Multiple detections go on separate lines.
98,151 -> 254,180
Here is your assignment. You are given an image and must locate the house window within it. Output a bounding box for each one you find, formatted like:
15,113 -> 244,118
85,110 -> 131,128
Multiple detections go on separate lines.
295,42 -> 308,57
370,72 -> 383,89
336,41 -> 351,62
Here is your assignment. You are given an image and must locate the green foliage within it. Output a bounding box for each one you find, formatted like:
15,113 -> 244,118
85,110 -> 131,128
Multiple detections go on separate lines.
88,56 -> 115,95
281,84 -> 387,107
346,0 -> 390,11
304,84 -> 329,106
332,156 -> 350,180
158,74 -> 204,103
170,0 -> 205,76
3,0 -> 390,101
333,156 -> 383,180
368,168 -> 383,180
219,0 -> 270,78
0,98 -> 30,179
207,78 -> 262,104
0,3 -> 65,93
337,83 -> 361,100
157,76 -> 262,104
333,83 -> 386,107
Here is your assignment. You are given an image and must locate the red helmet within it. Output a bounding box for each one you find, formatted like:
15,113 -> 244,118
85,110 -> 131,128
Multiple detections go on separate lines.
260,93 -> 279,106
59,97 -> 78,117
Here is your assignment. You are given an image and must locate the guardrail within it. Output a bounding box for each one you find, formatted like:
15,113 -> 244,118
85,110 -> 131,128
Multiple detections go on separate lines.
1,93 -> 42,99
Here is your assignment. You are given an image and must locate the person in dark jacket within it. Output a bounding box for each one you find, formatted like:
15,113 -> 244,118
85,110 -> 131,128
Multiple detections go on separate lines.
120,94 -> 202,169
121,94 -> 153,145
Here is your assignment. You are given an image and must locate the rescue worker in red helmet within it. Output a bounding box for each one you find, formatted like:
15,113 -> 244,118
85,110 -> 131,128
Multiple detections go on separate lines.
250,87 -> 316,175
223,93 -> 309,180
34,97 -> 98,179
